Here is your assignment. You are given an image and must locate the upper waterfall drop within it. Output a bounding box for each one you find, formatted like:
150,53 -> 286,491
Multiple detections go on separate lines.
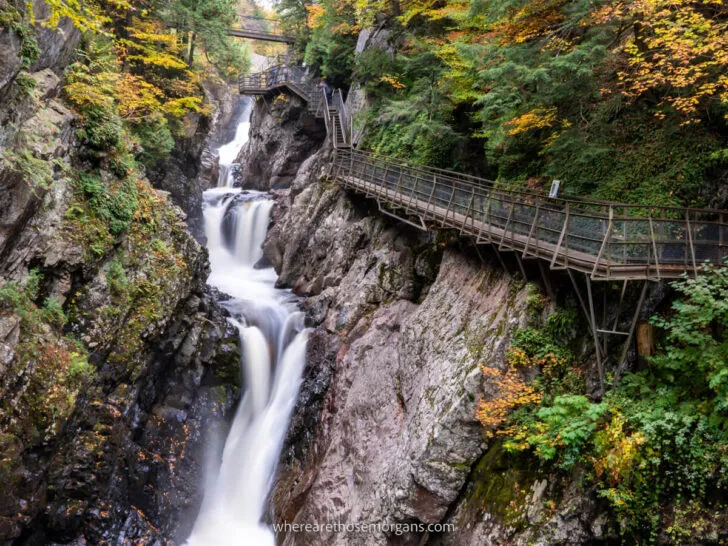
186,92 -> 308,546
217,98 -> 253,187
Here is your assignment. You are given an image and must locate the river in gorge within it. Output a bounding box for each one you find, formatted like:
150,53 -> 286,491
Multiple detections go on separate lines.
185,97 -> 308,546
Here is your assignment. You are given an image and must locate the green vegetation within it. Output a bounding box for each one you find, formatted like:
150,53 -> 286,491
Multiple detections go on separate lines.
0,0 -> 237,445
0,148 -> 59,192
478,265 -> 728,540
284,0 -> 728,206
0,270 -> 94,443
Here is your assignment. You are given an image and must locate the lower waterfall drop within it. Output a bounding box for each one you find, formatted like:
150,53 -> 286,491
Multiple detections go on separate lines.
186,101 -> 308,546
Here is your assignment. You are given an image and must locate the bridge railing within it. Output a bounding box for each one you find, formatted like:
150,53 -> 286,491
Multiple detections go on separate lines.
239,65 -> 316,99
331,149 -> 728,280
332,89 -> 350,145
228,16 -> 292,38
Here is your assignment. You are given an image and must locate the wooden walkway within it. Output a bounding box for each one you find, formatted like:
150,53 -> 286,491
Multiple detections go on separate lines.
239,65 -> 728,282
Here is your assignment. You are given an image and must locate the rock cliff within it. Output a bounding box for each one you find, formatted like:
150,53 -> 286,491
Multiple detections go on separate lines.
235,92 -> 326,191
262,158 -> 612,545
0,14 -> 241,543
238,68 -> 613,544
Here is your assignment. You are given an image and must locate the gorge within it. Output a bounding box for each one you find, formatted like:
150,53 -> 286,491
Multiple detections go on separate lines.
2,0 -> 728,545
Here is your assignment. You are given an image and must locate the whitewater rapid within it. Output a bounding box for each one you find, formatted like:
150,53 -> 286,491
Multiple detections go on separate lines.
186,97 -> 308,546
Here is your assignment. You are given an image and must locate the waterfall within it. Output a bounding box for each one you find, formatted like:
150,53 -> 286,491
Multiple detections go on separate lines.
217,99 -> 253,187
187,97 -> 308,546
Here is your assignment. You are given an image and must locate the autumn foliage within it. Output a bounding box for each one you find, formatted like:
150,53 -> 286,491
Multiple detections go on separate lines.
476,349 -> 542,436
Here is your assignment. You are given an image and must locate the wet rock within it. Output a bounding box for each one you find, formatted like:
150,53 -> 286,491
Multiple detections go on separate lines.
236,93 -> 326,191
0,30 -> 22,95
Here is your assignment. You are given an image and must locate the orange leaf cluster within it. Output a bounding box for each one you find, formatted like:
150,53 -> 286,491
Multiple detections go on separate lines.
476,364 -> 542,437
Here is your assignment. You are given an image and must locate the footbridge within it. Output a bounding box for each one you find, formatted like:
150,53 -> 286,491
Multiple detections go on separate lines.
227,16 -> 295,44
239,64 -> 728,391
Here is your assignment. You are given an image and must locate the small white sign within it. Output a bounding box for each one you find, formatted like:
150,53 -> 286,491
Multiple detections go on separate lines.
549,180 -> 560,198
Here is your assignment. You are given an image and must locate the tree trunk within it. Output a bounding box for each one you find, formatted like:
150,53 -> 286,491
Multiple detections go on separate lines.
187,32 -> 196,66
636,321 -> 655,369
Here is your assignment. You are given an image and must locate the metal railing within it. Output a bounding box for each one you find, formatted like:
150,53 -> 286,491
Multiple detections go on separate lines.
238,67 -> 728,279
330,149 -> 728,280
239,65 -> 317,100
227,17 -> 295,43
332,89 -> 350,146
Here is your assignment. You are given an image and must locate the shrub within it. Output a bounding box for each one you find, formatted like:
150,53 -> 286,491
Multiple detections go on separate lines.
41,297 -> 67,329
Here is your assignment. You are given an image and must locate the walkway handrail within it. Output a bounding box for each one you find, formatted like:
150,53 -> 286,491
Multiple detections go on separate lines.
239,66 -> 721,217
339,149 -> 726,221
333,89 -> 351,145
239,64 -> 317,100
322,87 -> 332,136
227,17 -> 295,43
330,148 -> 728,280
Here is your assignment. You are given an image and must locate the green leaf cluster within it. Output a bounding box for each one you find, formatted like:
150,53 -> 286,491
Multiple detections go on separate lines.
504,263 -> 728,540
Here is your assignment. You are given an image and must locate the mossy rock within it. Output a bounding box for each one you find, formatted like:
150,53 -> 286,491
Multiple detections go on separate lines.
209,339 -> 242,389
460,441 -> 543,530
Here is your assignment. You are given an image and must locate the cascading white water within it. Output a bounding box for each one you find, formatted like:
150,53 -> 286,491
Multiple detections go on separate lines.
187,97 -> 308,546
217,99 -> 253,187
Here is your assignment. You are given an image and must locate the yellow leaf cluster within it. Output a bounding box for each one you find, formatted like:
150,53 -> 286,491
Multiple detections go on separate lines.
306,4 -> 326,29
592,412 -> 645,486
504,107 -> 558,136
116,73 -> 164,121
39,0 -> 129,33
379,74 -> 406,90
476,365 -> 542,437
605,0 -> 728,120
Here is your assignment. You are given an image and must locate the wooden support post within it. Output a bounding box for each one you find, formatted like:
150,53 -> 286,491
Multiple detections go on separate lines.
492,246 -> 510,275
615,280 -> 649,380
568,270 -> 591,335
585,274 -> 606,395
611,279 -> 629,332
636,321 -> 655,367
514,252 -> 527,280
538,260 -> 555,301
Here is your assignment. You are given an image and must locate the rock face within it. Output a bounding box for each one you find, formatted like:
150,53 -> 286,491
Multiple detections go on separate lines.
263,156 -> 609,544
145,80 -> 245,242
0,24 -> 241,544
235,92 -> 326,190
253,77 -> 613,545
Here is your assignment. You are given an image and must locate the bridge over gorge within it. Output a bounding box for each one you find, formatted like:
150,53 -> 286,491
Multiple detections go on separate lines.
226,16 -> 295,44
238,64 -> 728,392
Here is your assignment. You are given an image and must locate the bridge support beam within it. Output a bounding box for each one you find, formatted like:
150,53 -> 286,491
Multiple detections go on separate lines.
567,273 -> 653,396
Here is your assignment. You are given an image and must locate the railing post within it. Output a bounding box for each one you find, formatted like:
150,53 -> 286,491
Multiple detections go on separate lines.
591,205 -> 613,279
383,164 -> 391,202
475,189 -> 491,244
523,204 -> 540,258
686,211 -> 697,276
443,185 -> 456,228
550,203 -> 569,269
499,201 -> 515,249
460,188 -> 476,236
648,214 -> 661,281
